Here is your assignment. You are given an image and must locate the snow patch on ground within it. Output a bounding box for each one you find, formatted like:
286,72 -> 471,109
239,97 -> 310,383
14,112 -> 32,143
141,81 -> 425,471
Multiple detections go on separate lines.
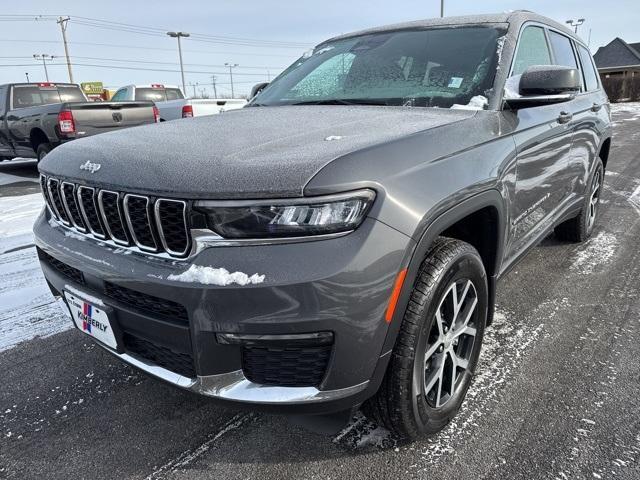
570,231 -> 619,275
0,247 -> 70,352
0,193 -> 43,254
451,95 -> 488,110
167,265 -> 265,286
610,102 -> 640,114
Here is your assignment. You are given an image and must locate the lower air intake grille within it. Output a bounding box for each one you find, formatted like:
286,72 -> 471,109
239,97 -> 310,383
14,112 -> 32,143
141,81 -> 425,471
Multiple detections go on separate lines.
39,250 -> 85,285
123,333 -> 196,378
104,282 -> 188,325
242,345 -> 332,387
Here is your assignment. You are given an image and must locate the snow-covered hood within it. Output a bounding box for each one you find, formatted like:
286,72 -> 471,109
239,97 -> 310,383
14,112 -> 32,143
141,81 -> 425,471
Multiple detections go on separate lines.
40,105 -> 476,199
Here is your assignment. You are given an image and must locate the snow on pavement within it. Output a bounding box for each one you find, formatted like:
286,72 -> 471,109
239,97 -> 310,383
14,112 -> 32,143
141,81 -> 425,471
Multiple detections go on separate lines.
0,193 -> 69,352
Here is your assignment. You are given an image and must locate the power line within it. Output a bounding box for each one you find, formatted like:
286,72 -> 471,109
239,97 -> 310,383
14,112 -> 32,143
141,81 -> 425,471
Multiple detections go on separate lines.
0,39 -> 301,58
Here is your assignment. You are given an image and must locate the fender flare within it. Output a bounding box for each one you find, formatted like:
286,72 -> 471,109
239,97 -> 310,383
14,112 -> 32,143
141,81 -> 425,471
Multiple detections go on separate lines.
380,188 -> 507,355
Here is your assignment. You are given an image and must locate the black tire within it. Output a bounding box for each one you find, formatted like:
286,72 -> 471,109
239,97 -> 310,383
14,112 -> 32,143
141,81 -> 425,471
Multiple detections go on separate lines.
554,158 -> 604,242
36,143 -> 52,162
363,237 -> 488,439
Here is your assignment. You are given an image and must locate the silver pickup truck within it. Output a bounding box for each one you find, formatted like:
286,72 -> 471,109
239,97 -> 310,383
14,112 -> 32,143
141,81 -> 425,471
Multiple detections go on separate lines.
110,84 -> 246,121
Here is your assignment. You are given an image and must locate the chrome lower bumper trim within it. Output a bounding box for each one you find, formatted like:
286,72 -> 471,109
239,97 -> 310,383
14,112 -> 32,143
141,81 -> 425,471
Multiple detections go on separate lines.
101,346 -> 369,404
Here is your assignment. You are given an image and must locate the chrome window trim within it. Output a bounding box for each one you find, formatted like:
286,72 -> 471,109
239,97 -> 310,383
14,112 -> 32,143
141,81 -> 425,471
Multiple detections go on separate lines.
123,194 -> 158,253
76,186 -> 107,240
47,177 -> 71,226
154,198 -> 190,257
61,181 -> 87,233
97,190 -> 129,246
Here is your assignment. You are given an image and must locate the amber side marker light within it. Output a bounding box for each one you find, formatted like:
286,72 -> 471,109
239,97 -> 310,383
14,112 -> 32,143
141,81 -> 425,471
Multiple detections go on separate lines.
385,268 -> 408,323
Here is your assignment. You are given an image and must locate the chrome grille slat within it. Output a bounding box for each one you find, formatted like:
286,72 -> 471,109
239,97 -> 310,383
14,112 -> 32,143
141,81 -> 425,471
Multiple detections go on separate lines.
123,194 -> 158,252
155,199 -> 190,257
98,190 -> 129,246
77,186 -> 106,239
42,177 -> 190,259
39,175 -> 58,219
61,182 -> 87,232
47,178 -> 70,226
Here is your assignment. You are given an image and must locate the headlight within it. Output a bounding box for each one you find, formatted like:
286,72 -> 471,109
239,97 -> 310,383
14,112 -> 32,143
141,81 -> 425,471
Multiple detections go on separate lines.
194,189 -> 375,239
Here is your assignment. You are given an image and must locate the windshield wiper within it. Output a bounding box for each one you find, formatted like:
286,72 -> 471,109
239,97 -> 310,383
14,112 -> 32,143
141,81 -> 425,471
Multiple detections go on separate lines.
290,98 -> 389,106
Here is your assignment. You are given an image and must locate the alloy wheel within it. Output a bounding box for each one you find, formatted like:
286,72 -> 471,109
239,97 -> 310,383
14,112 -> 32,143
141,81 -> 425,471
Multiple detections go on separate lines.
587,170 -> 602,231
422,279 -> 478,408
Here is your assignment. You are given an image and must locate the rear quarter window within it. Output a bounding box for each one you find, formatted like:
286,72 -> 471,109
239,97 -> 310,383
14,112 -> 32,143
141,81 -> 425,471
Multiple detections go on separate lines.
577,45 -> 600,91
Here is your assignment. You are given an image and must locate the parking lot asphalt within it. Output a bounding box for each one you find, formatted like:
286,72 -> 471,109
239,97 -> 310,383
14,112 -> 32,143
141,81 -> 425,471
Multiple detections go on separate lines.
1,109 -> 640,480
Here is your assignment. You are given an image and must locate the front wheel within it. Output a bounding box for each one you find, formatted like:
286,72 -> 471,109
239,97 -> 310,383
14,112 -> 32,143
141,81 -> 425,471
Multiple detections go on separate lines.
363,237 -> 488,439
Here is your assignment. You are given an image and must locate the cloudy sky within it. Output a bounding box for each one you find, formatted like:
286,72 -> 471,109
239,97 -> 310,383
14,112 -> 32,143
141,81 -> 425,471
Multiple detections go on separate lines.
1,0 -> 638,96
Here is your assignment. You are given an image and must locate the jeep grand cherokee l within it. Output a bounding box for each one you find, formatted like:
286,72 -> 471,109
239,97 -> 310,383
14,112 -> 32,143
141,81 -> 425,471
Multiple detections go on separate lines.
35,11 -> 611,439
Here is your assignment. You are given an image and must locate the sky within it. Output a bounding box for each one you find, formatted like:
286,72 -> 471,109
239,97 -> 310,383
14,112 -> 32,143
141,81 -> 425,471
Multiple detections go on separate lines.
1,0 -> 639,97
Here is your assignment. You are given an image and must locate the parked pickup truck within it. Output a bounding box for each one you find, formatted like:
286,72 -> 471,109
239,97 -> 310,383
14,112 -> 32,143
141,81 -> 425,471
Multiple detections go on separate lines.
110,84 -> 246,120
0,82 -> 159,161
36,11 -> 611,440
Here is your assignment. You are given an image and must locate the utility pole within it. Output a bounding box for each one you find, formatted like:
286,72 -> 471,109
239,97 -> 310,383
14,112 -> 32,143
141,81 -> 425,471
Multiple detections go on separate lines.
565,18 -> 585,34
225,63 -> 238,98
57,17 -> 73,83
25,72 -> 30,82
440,0 -> 444,17
167,31 -> 190,95
188,82 -> 198,98
210,75 -> 218,98
33,54 -> 55,82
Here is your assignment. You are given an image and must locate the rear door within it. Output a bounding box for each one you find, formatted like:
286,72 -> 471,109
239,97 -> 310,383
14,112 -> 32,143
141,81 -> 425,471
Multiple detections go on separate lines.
564,42 -> 610,197
505,25 -> 577,261
69,102 -> 156,136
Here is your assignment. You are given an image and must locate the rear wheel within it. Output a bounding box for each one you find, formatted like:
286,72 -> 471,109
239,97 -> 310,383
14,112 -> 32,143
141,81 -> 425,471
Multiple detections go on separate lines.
36,143 -> 52,162
554,158 -> 604,242
364,237 -> 488,439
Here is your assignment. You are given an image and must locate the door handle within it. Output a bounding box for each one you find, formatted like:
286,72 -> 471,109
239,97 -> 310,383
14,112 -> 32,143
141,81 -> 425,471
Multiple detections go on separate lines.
558,111 -> 573,124
591,103 -> 602,112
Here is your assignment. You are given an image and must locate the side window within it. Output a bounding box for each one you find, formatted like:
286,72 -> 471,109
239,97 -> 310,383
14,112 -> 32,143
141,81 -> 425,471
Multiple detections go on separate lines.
548,31 -> 579,69
111,89 -> 126,101
512,26 -> 552,75
577,45 -> 600,91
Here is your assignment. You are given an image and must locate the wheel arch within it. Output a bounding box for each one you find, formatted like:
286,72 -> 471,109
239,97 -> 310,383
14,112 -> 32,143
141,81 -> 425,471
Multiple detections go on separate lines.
380,189 -> 507,355
29,127 -> 49,152
598,136 -> 611,171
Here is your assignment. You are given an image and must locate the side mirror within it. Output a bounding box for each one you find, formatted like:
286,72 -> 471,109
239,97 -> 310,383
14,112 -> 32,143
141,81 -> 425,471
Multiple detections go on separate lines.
249,82 -> 269,100
504,65 -> 580,109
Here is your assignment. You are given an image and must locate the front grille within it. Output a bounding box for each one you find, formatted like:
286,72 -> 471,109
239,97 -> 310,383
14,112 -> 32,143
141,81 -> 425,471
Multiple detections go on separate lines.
104,282 -> 189,325
39,250 -> 85,285
41,175 -> 190,258
123,333 -> 196,378
242,345 -> 332,387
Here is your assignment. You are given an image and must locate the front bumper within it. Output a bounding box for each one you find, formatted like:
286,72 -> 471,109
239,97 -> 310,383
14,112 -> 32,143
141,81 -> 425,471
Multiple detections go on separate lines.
35,209 -> 413,413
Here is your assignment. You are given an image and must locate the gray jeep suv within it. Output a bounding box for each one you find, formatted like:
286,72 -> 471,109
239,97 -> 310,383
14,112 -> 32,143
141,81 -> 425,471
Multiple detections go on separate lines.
35,11 -> 611,439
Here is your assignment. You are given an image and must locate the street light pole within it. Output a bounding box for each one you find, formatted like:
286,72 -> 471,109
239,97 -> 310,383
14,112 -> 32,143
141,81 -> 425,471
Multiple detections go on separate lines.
33,54 -> 54,82
225,63 -> 238,98
25,72 -> 30,82
440,0 -> 444,18
57,16 -> 74,83
167,31 -> 190,95
565,18 -> 585,34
